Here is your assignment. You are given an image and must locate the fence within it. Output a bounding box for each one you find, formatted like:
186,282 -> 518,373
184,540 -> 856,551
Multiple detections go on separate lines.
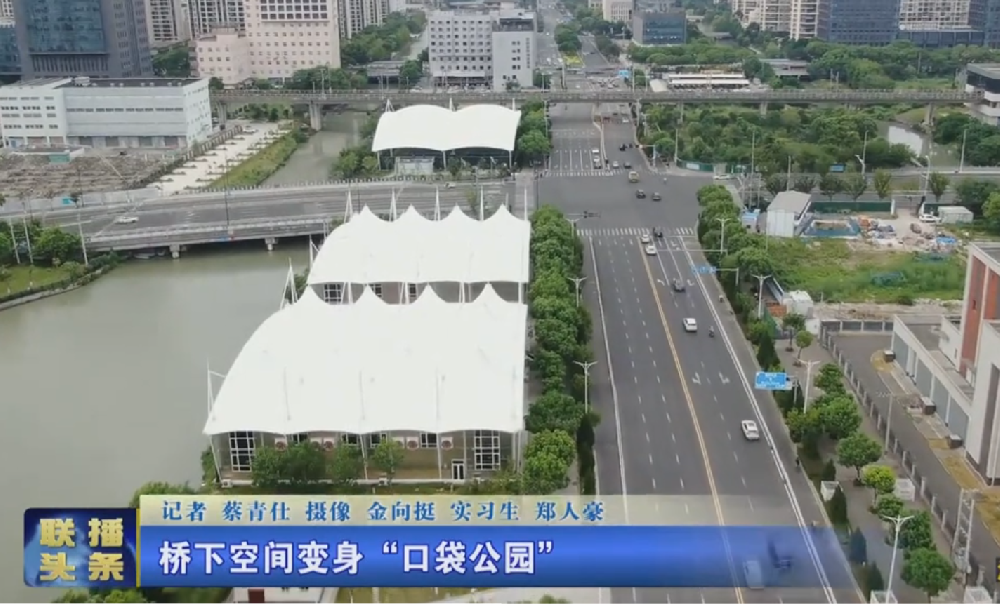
819,319 -> 994,590
809,200 -> 895,214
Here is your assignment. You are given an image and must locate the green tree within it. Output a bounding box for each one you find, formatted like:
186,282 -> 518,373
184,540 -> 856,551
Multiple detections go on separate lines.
522,450 -> 570,494
873,494 -> 905,519
837,432 -> 882,478
928,171 -> 951,202
281,441 -> 328,487
785,406 -> 823,449
765,173 -> 787,197
819,173 -> 843,201
828,486 -> 848,525
862,465 -> 896,503
901,548 -> 953,601
955,178 -> 999,214
819,396 -> 861,440
821,458 -> 837,480
526,430 -> 577,467
370,438 -> 406,485
984,191 -> 1000,231
152,45 -> 191,77
208,77 -> 224,90
251,446 -> 285,490
894,510 -> 934,550
792,175 -> 815,193
127,482 -> 196,508
517,130 -> 552,161
399,60 -> 423,85
815,363 -> 845,393
865,563 -> 885,597
795,329 -> 814,361
848,528 -> 868,564
873,169 -> 893,200
842,171 -> 867,201
781,313 -> 806,351
329,444 -> 363,486
526,391 -> 584,434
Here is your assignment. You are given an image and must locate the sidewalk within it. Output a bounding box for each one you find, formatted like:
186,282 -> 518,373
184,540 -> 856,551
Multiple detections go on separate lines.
775,342 -> 960,603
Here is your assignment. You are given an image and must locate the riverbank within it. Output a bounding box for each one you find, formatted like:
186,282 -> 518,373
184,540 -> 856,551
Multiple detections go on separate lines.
210,126 -> 311,189
0,256 -> 119,311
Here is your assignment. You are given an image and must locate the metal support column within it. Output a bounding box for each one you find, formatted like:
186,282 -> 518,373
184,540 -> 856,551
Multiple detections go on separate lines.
952,488 -> 977,576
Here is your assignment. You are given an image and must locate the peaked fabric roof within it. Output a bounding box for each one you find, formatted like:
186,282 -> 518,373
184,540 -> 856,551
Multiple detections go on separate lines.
202,285 -> 527,436
308,204 -> 531,285
371,105 -> 521,152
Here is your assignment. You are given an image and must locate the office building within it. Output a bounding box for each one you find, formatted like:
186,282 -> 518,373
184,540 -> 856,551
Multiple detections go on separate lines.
899,0 -> 972,30
13,0 -> 154,78
602,0 -> 632,22
190,0 -> 245,36
632,7 -> 687,45
816,0 -> 899,44
491,10 -> 534,90
340,0 -> 391,39
193,27 -> 250,85
0,21 -> 19,76
0,0 -> 12,18
147,0 -> 193,47
965,63 -> 1000,125
0,76 -> 213,149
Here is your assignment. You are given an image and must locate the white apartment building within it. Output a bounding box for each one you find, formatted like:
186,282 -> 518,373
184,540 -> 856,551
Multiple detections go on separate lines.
0,77 -> 213,149
194,27 -> 252,85
734,0 -> 816,38
602,0 -> 632,22
898,0 -> 972,30
746,0 -> 789,32
340,0 -> 391,39
428,10 -> 495,83
492,11 -> 535,90
191,0 -> 246,36
0,0 -> 12,19
241,0 -> 341,79
148,0 -> 194,47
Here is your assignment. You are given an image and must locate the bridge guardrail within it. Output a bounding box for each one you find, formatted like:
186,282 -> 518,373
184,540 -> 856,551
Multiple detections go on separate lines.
88,218 -> 329,243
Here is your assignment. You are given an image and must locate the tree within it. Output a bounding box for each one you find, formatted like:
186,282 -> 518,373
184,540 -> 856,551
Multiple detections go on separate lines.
821,458 -> 837,480
281,441 -> 328,486
865,563 -> 885,597
828,486 -> 848,525
894,510 -> 934,550
862,465 -> 896,503
398,59 -> 423,85
765,174 -> 788,197
983,191 -> 1000,230
251,446 -> 286,490
816,363 -> 845,393
928,171 -> 951,202
901,548 -> 953,601
152,45 -> 191,77
837,432 -> 882,478
873,169 -> 893,200
785,406 -> 823,448
792,175 -> 815,193
842,171 -> 867,201
208,77 -> 224,91
447,157 -> 462,178
820,396 -> 861,440
522,450 -> 570,494
370,438 -> 405,485
328,445 -> 363,486
781,313 -> 806,351
526,430 -> 577,467
819,173 -> 843,201
127,482 -> 196,508
873,494 -> 905,519
795,329 -> 814,361
517,130 -> 552,161
848,528 -> 867,564
526,391 -> 584,434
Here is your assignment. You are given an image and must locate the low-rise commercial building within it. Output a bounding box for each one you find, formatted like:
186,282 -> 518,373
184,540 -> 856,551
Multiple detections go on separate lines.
0,76 -> 213,149
890,242 -> 1000,483
193,27 -> 251,86
428,8 -> 535,90
632,7 -> 687,45
966,63 -> 1000,126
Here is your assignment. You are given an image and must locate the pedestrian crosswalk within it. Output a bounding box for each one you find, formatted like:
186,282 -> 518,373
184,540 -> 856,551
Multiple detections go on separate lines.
577,226 -> 696,237
550,129 -> 602,139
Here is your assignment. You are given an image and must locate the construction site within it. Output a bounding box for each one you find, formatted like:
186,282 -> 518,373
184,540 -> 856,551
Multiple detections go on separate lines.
0,152 -> 173,199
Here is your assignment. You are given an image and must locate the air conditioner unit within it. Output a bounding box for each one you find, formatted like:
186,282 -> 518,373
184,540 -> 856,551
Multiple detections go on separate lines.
406,437 -> 420,450
440,437 -> 454,450
273,436 -> 288,450
220,479 -> 233,488
392,436 -> 406,446
321,438 -> 336,451
378,476 -> 388,486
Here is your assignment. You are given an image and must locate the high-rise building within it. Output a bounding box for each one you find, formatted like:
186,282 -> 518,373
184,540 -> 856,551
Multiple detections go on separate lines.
632,7 -> 687,44
491,10 -> 534,90
339,0 -> 390,39
13,0 -> 154,78
190,0 -> 245,36
147,0 -> 193,47
0,0 -> 13,18
602,0 -> 632,22
428,9 -> 494,83
895,0 -> 989,47
815,0 -> 899,44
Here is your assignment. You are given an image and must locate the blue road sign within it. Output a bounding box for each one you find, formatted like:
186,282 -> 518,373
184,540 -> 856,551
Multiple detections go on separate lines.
693,265 -> 716,275
829,164 -> 846,173
755,371 -> 793,391
618,69 -> 631,78
62,197 -> 74,206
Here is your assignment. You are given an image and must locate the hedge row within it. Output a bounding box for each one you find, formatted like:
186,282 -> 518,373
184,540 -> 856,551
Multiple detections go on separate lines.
525,205 -> 598,494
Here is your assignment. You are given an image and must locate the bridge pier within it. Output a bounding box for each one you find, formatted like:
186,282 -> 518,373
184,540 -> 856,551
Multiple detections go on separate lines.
169,244 -> 181,259
214,103 -> 228,129
308,103 -> 322,131
677,103 -> 684,123
265,237 -> 277,252
759,102 -> 768,117
924,103 -> 936,125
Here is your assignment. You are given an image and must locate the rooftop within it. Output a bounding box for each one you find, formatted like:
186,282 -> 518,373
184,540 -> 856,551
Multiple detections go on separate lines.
769,191 -> 812,215
897,314 -> 974,400
4,77 -> 204,91
968,63 -> 1000,80
971,241 -> 1000,268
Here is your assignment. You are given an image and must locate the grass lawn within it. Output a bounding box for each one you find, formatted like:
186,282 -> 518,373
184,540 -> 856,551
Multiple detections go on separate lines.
0,264 -> 76,297
561,52 -> 583,67
894,78 -> 957,90
896,105 -> 968,125
770,238 -> 965,303
336,587 -> 475,603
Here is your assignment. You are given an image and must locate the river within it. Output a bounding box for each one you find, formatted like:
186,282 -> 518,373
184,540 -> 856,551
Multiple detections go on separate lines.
2,112 -> 365,602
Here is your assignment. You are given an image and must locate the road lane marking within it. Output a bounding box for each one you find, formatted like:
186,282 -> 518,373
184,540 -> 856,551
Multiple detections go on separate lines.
637,242 -> 744,604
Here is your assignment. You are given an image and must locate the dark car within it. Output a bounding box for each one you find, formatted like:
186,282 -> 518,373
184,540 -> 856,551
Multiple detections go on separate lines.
672,279 -> 686,292
623,161 -> 632,169
619,144 -> 627,151
654,227 -> 664,238
652,192 -> 662,201
635,189 -> 646,198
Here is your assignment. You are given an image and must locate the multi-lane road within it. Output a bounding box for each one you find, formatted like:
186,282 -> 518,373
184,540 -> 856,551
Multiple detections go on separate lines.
540,68 -> 863,600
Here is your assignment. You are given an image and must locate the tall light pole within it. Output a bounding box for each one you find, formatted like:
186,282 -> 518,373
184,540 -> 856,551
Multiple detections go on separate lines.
959,128 -> 968,173
716,217 -> 732,254
568,276 -> 586,306
752,273 -> 772,318
72,198 -> 89,266
861,130 -> 869,172
884,513 -> 915,603
574,360 -> 597,412
854,154 -> 866,177
799,360 -> 821,411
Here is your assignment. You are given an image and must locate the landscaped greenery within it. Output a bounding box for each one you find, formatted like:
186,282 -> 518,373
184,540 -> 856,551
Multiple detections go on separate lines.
514,100 -> 552,167
152,44 -> 191,77
933,112 -> 1000,167
339,11 -> 426,66
211,127 -> 310,188
638,105 -> 914,171
696,183 -> 955,601
330,113 -> 381,179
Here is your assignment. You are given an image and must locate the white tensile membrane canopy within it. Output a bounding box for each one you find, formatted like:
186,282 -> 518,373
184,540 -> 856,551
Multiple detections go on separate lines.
307,205 -> 531,286
371,105 -> 521,152
202,285 -> 527,436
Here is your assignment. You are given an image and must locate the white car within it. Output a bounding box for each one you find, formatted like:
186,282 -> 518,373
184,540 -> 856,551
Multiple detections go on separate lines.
919,213 -> 941,223
741,420 -> 760,441
683,318 -> 697,332
640,234 -> 651,244
644,244 -> 657,256
114,215 -> 138,225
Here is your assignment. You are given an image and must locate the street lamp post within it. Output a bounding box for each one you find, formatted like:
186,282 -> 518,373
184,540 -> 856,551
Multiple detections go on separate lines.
883,513 -> 915,603
854,154 -> 866,177
716,217 -> 732,254
960,128 -> 968,173
861,130 -> 869,174
751,273 -> 773,318
574,360 -> 597,412
799,360 -> 821,411
568,276 -> 586,306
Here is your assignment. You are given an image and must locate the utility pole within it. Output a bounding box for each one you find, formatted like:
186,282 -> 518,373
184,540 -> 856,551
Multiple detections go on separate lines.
799,360 -> 821,411
883,393 -> 894,452
883,513 -> 915,604
568,276 -> 586,306
716,217 -> 732,254
751,273 -> 772,318
960,128 -> 968,173
574,360 -> 597,412
73,200 -> 89,266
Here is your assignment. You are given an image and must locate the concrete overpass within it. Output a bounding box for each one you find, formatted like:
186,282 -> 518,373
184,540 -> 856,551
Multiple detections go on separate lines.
211,88 -> 979,129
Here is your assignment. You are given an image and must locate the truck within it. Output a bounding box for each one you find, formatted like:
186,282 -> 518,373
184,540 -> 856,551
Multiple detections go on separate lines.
628,171 -> 639,183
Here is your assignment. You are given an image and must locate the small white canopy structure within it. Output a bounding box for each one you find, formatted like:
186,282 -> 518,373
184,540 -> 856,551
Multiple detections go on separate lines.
308,204 -> 531,286
202,285 -> 527,436
371,105 -> 522,152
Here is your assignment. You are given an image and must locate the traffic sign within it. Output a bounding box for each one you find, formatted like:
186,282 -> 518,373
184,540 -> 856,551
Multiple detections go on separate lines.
62,197 -> 74,206
755,371 -> 793,391
618,69 -> 631,78
693,265 -> 716,275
